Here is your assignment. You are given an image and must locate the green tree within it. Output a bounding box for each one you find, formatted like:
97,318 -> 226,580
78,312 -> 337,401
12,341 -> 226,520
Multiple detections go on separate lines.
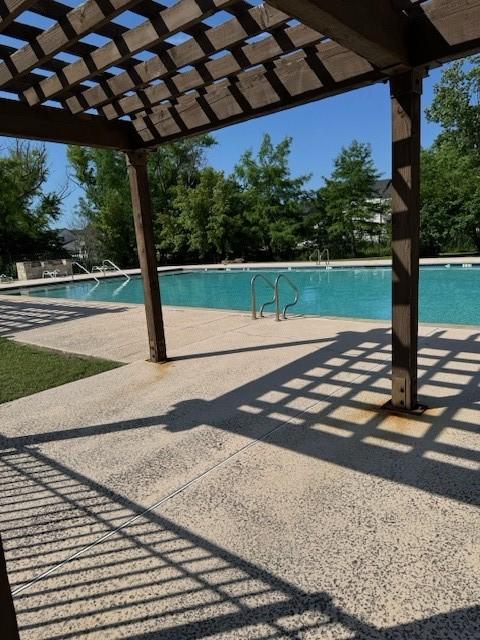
68,135 -> 215,265
235,134 -> 312,259
68,147 -> 135,267
149,136 -> 216,260
174,167 -> 246,261
426,56 -> 480,159
422,56 -> 480,254
297,190 -> 330,256
321,140 -> 385,257
0,141 -> 64,274
421,143 -> 480,254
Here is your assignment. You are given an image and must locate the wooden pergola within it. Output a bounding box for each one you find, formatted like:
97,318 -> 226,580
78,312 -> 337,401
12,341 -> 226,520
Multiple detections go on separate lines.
1,0 -> 480,415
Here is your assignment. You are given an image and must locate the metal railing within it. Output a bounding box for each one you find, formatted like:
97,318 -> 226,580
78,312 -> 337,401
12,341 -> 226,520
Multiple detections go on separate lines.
72,261 -> 100,283
309,247 -> 330,269
251,273 -> 300,321
92,259 -> 130,280
251,274 -> 276,319
274,274 -> 300,320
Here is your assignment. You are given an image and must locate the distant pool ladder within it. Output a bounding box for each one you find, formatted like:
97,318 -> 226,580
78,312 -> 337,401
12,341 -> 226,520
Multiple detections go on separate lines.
309,248 -> 331,269
92,259 -> 130,280
251,273 -> 300,321
72,261 -> 100,283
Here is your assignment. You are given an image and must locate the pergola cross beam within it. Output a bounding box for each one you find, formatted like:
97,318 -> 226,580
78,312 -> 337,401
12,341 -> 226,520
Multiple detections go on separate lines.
264,0 -> 410,72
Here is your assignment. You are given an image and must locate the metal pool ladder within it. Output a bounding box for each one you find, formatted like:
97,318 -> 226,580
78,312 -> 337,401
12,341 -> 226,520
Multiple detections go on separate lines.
92,259 -> 131,280
309,247 -> 331,269
251,273 -> 300,321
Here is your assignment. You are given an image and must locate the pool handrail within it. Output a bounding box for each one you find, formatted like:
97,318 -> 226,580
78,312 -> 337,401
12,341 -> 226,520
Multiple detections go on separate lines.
251,274 -> 276,319
92,260 -> 130,280
309,247 -> 330,269
72,261 -> 100,283
274,274 -> 300,320
320,248 -> 331,269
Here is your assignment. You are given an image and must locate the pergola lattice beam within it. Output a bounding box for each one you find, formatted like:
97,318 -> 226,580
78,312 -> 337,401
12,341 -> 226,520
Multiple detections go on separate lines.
134,41 -> 378,145
0,0 -> 146,86
102,23 -> 325,121
23,0 -> 239,106
264,0 -> 409,72
0,0 -> 37,33
65,3 -> 291,115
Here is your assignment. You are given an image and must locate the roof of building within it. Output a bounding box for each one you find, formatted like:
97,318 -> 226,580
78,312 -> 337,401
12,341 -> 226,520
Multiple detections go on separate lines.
374,179 -> 393,199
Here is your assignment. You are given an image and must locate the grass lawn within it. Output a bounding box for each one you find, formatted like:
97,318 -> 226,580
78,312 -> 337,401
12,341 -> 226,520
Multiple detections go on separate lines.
0,337 -> 121,404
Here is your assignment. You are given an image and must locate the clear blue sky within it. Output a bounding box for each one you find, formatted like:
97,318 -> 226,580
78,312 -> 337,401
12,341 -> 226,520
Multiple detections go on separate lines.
1,69 -> 443,228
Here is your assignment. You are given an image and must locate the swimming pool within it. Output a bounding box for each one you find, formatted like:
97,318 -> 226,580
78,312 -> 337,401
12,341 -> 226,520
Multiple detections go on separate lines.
13,267 -> 480,325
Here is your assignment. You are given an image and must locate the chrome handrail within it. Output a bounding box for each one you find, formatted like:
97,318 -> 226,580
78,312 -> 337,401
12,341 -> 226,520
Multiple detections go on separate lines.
251,274 -> 276,319
309,247 -> 330,268
92,259 -> 130,280
274,274 -> 300,320
320,248 -> 330,269
72,261 -> 100,283
103,259 -> 130,280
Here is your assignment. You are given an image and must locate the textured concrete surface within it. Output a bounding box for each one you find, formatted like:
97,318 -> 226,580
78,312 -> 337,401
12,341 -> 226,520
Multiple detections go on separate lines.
0,295 -> 478,639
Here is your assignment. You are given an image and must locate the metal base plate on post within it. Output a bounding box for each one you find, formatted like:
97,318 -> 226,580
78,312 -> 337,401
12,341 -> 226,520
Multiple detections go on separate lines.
382,400 -> 428,416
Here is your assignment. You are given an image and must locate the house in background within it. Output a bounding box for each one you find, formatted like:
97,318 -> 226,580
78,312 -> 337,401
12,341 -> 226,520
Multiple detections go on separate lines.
373,178 -> 393,207
368,178 -> 393,242
57,228 -> 87,260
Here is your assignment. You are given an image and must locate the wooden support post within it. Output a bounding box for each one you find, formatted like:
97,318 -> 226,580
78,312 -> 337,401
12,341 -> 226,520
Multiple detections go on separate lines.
389,70 -> 423,411
1,535 -> 20,640
126,149 -> 167,363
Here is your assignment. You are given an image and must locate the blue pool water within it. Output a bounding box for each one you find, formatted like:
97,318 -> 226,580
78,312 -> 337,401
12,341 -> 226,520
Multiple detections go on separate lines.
14,267 -> 480,325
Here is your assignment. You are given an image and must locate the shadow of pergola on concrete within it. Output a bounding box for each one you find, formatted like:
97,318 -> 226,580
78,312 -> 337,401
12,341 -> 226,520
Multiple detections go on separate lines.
0,324 -> 478,638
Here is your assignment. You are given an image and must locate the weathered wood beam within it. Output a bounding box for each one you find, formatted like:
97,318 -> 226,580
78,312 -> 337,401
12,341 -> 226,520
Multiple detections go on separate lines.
0,98 -> 142,148
0,16 -> 152,86
0,0 -> 145,87
389,69 -> 423,411
0,535 -> 20,640
0,0 -> 37,33
23,0 -> 237,106
64,3 -> 289,115
103,23 -> 324,120
134,40 -> 378,145
265,0 -> 409,72
412,0 -> 480,65
126,149 -> 167,363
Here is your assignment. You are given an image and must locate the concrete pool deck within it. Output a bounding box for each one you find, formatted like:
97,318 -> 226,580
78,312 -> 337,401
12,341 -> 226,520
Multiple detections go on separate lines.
0,294 -> 479,639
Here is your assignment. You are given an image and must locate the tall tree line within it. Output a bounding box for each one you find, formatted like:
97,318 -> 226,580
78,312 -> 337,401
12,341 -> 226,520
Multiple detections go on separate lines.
421,55 -> 480,255
67,134 -> 386,267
